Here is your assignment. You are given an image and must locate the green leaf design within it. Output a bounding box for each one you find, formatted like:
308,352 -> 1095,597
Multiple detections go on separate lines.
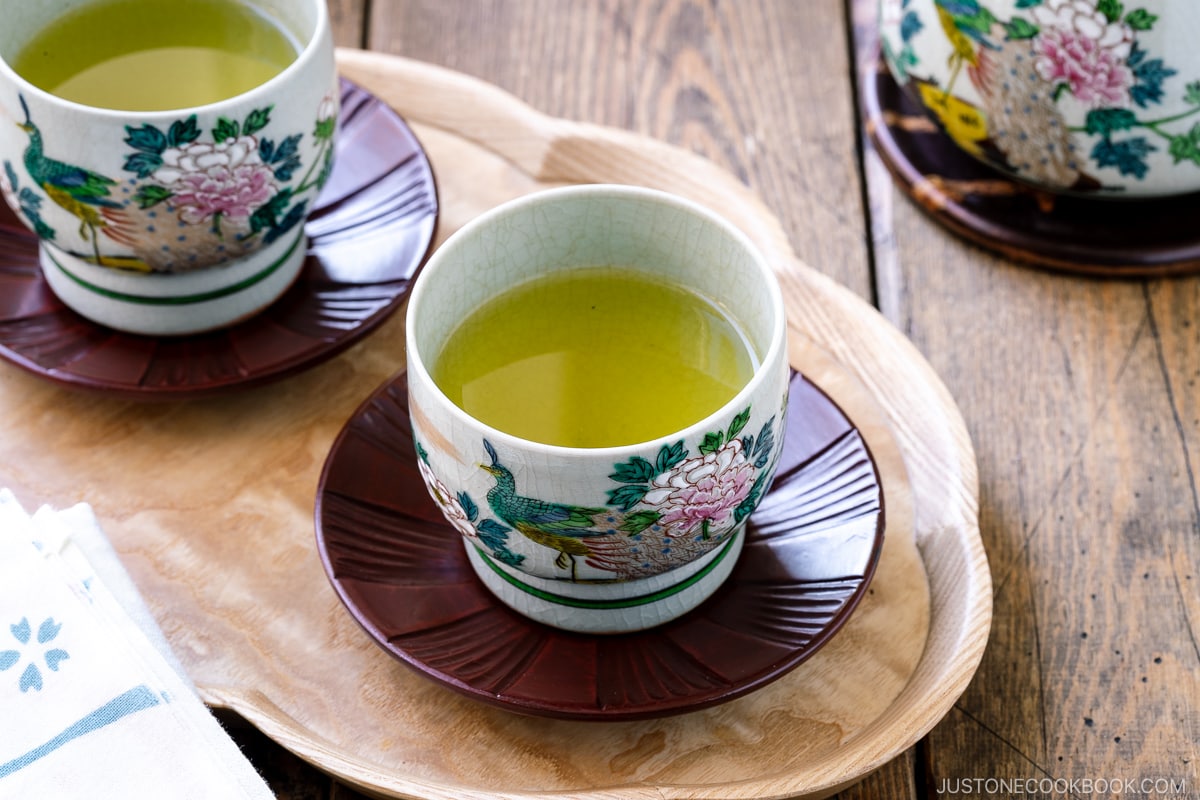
1124,8 -> 1157,30
123,151 -> 163,179
264,199 -> 308,244
166,116 -> 200,147
1004,17 -> 1039,39
734,473 -> 770,524
699,431 -> 724,456
17,188 -> 38,209
1097,0 -> 1123,22
243,106 -> 273,136
607,483 -> 650,513
655,440 -> 687,474
477,518 -> 510,538
416,441 -> 428,463
493,549 -> 525,567
458,491 -> 479,522
124,124 -> 167,154
315,148 -> 335,190
1091,136 -> 1155,179
1084,108 -> 1139,136
1168,124 -> 1200,166
475,518 -> 524,568
213,117 -> 240,142
610,456 -> 656,484
620,510 -> 661,535
727,407 -> 751,440
249,188 -> 294,233
134,184 -> 173,209
313,116 -> 336,141
1185,81 -> 1200,107
1015,0 -> 1042,7
270,134 -> 304,181
268,134 -> 301,165
752,415 -> 776,463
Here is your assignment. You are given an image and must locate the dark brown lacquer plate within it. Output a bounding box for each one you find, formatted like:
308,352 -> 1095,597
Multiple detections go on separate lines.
863,53 -> 1200,278
314,369 -> 886,721
0,79 -> 438,398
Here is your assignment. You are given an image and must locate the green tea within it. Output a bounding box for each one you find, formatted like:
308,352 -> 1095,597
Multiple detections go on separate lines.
433,267 -> 759,448
13,0 -> 299,111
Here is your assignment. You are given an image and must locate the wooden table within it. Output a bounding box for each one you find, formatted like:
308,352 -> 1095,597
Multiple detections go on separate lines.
3,0 -> 1194,797
219,1 -> 1197,798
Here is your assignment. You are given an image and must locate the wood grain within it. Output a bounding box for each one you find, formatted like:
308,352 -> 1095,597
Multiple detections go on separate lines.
364,0 -> 873,303
317,3 -> 920,794
327,0 -> 366,48
850,0 -> 1200,792
0,50 -> 986,800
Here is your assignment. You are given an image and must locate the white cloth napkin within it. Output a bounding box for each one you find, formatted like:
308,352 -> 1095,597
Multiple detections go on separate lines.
0,489 -> 274,799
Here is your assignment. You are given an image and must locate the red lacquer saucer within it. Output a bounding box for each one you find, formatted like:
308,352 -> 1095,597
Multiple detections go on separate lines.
0,79 -> 438,398
314,369 -> 886,721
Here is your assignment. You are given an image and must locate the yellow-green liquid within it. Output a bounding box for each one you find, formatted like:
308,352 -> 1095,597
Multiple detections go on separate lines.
433,267 -> 758,448
13,0 -> 298,111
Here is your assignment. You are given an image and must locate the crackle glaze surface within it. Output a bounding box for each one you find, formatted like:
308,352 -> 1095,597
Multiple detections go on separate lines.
406,187 -> 789,583
0,0 -> 337,273
404,185 -> 790,631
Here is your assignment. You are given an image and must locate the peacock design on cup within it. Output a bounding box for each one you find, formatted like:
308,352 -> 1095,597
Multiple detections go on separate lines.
415,400 -> 783,583
2,90 -> 338,272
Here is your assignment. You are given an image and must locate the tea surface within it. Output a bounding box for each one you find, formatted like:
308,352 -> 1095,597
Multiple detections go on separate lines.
433,267 -> 758,448
13,0 -> 298,111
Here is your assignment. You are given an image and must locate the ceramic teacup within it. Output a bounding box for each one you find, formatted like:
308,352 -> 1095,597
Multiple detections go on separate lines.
405,184 -> 791,634
0,0 -> 337,335
880,0 -> 1200,197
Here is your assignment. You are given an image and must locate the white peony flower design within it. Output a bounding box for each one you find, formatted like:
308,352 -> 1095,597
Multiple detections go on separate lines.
417,457 -> 478,540
642,438 -> 756,538
152,136 -> 278,225
316,94 -> 338,124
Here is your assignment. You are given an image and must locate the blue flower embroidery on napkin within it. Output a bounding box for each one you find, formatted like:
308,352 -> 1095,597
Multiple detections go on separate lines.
0,617 -> 70,692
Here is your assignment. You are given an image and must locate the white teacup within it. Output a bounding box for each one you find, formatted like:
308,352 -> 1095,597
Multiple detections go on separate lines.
880,0 -> 1200,197
405,185 -> 791,633
0,0 -> 337,335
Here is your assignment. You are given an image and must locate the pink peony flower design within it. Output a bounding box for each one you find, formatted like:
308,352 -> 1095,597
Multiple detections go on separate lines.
1034,28 -> 1132,105
171,164 -> 277,225
642,438 -> 755,538
1031,0 -> 1134,105
152,135 -> 278,224
417,457 -> 478,540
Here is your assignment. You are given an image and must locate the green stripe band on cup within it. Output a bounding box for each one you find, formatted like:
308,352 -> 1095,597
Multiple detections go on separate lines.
475,532 -> 739,610
45,231 -> 304,307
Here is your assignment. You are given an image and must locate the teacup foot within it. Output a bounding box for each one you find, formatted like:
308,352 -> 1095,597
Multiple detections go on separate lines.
464,527 -> 746,634
39,229 -> 307,336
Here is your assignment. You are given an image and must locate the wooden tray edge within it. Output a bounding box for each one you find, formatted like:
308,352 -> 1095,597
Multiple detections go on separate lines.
201,49 -> 992,800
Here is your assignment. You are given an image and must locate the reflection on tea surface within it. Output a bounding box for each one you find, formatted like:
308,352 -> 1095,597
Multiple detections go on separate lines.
13,0 -> 298,111
433,266 -> 759,448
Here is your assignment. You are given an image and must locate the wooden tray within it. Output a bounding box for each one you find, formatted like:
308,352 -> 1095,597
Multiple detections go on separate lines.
0,50 -> 991,800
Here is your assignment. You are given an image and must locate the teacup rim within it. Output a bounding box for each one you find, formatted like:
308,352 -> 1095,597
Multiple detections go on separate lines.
0,0 -> 330,119
405,182 -> 790,458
